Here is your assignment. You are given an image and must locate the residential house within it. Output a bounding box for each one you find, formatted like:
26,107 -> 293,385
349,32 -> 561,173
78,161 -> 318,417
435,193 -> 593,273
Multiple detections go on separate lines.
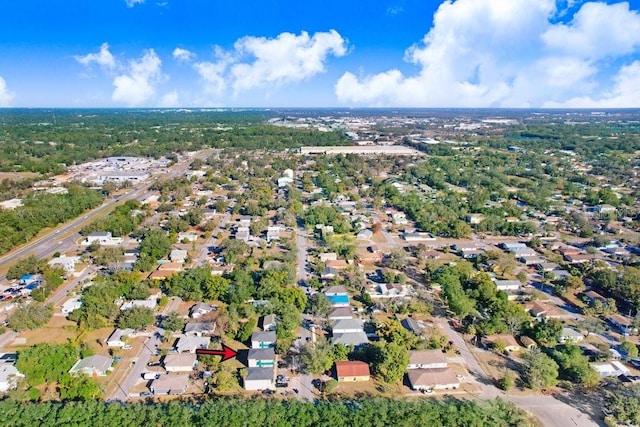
106,328 -> 135,347
183,322 -> 217,337
170,249 -> 188,263
407,369 -> 460,391
527,302 -> 549,320
591,361 -> 630,378
319,253 -> 338,262
328,306 -> 353,321
402,232 -> 436,242
243,367 -> 275,390
332,319 -> 364,334
0,364 -> 24,392
251,331 -> 276,349
325,260 -> 349,270
331,332 -> 369,347
175,335 -> 210,354
177,233 -> 198,243
321,267 -> 339,281
466,214 -> 485,224
595,204 -> 617,215
483,334 -> 521,352
266,226 -> 281,242
61,297 -> 82,315
583,291 -> 608,306
401,318 -> 424,335
324,285 -> 349,306
238,216 -> 252,228
69,355 -> 113,376
260,314 -> 277,331
150,374 -> 189,395
189,303 -> 217,319
334,361 -> 370,382
235,226 -> 250,242
408,350 -> 447,370
163,353 -> 197,373
608,314 -> 637,335
248,348 -> 276,368
120,299 -> 157,311
559,327 -> 584,344
494,280 -> 521,292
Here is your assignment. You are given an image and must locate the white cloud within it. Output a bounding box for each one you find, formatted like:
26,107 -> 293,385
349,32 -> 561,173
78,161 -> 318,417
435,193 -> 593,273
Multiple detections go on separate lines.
229,30 -> 347,92
190,30 -> 347,100
125,0 -> 144,7
160,90 -> 180,107
173,47 -> 195,62
112,49 -> 163,106
335,0 -> 640,108
545,61 -> 640,107
543,2 -> 640,59
0,76 -> 14,106
74,43 -> 116,69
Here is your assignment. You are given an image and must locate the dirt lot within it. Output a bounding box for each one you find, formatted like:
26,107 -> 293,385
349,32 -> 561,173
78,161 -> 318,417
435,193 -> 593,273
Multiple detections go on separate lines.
0,172 -> 39,181
13,315 -> 77,347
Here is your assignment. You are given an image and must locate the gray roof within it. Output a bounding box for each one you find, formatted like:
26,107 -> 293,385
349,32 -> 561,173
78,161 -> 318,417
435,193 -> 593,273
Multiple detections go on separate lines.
69,355 -> 113,375
251,331 -> 276,342
184,322 -> 216,334
245,367 -> 274,381
401,318 -> 423,333
332,318 -> 364,331
331,332 -> 369,346
248,348 -> 276,361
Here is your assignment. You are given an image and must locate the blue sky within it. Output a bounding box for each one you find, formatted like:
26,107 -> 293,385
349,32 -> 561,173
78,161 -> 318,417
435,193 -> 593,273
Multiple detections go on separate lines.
1,0 -> 640,108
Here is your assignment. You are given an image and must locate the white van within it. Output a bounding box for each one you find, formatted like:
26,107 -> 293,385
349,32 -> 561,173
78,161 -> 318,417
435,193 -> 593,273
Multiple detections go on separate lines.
142,372 -> 159,380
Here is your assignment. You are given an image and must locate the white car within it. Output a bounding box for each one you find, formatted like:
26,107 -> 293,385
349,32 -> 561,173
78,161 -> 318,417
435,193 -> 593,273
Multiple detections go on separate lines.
123,344 -> 133,350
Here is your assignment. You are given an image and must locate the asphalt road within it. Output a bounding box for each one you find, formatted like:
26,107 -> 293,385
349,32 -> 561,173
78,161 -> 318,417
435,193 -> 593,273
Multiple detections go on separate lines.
0,153 -> 197,280
439,320 -> 602,427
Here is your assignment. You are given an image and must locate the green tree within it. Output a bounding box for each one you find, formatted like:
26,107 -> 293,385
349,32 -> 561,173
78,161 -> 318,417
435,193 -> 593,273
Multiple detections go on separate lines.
300,339 -> 334,375
620,341 -> 639,360
117,306 -> 155,330
162,312 -> 185,332
7,303 -> 53,332
522,349 -> 559,390
372,342 -> 408,383
59,375 -> 103,401
306,293 -> 332,317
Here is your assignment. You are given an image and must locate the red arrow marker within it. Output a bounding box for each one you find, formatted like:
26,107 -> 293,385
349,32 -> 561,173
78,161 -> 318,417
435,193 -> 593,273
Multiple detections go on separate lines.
195,344 -> 238,362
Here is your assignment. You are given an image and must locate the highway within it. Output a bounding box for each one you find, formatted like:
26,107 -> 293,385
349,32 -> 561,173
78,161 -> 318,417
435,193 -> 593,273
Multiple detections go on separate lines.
0,153 -> 198,280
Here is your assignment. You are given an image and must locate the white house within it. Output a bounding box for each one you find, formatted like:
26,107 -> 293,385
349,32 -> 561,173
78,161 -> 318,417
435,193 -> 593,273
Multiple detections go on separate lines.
332,319 -> 364,334
558,327 -> 584,344
48,255 -> 80,272
175,335 -> 210,353
0,364 -> 24,392
120,299 -> 157,311
106,328 -> 135,347
243,367 -> 274,390
407,368 -> 460,391
408,350 -> 448,370
266,226 -> 281,242
261,314 -> 277,331
247,348 -> 276,368
170,249 -> 188,263
494,280 -> 521,292
277,176 -> 294,188
251,331 -> 276,349
69,355 -> 113,376
163,353 -> 197,373
177,233 -> 198,243
189,303 -> 217,319
318,252 -> 338,262
61,297 -> 83,315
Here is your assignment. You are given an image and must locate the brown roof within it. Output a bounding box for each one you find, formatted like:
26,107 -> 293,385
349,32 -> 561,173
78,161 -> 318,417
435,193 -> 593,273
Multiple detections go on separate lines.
158,262 -> 183,271
335,361 -> 370,378
408,350 -> 447,366
328,306 -> 353,319
485,334 -> 519,348
326,260 -> 349,270
149,270 -> 176,280
407,368 -> 459,387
